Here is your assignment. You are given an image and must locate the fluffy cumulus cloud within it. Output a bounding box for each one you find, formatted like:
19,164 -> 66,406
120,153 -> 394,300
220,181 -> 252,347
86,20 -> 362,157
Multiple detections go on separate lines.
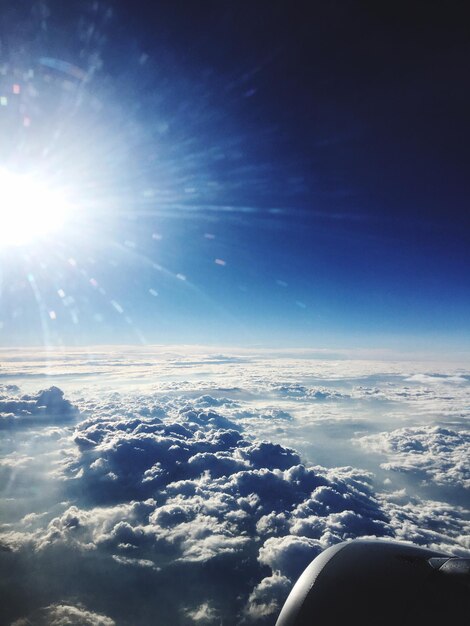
245,573 -> 292,620
0,385 -> 78,427
356,426 -> 470,489
0,362 -> 469,625
271,383 -> 349,402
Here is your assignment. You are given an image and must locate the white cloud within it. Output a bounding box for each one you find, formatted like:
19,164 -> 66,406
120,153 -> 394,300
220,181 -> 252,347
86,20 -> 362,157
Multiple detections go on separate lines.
0,352 -> 469,625
11,603 -> 115,626
4,391 -> 467,623
0,386 -> 78,427
356,425 -> 470,488
244,573 -> 292,620
184,601 -> 220,623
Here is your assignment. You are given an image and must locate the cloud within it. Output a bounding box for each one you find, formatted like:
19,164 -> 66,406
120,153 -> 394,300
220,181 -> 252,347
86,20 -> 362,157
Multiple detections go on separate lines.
271,383 -> 350,402
380,491 -> 470,556
356,425 -> 470,489
405,374 -> 468,385
0,386 -> 78,427
244,573 -> 292,620
1,369 -> 469,625
184,601 -> 220,624
258,535 -> 322,579
193,395 -> 239,408
1,391 -> 399,622
11,603 -> 115,626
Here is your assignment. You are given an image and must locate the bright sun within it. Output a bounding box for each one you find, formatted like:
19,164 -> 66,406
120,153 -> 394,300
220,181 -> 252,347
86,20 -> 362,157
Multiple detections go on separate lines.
0,168 -> 70,247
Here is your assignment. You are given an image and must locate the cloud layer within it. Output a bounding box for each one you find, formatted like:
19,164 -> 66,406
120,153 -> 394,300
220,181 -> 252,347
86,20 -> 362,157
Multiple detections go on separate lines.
356,425 -> 470,489
1,351 -> 469,624
0,385 -> 78,427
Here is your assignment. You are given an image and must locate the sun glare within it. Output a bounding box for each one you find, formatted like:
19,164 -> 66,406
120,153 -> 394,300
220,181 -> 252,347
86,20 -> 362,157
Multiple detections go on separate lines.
0,168 -> 70,247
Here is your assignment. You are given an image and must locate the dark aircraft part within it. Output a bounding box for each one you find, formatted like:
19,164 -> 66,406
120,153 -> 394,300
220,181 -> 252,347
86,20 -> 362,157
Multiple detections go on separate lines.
276,540 -> 470,626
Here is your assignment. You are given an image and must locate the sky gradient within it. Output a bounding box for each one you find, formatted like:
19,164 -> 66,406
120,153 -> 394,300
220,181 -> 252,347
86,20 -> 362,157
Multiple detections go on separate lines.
0,1 -> 468,351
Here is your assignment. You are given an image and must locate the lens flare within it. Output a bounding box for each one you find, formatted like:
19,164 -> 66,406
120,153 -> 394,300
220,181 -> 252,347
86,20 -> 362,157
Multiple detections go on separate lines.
0,168 -> 70,247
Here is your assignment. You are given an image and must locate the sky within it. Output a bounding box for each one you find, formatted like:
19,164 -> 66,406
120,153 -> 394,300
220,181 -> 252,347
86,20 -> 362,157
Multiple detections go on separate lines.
0,1 -> 468,351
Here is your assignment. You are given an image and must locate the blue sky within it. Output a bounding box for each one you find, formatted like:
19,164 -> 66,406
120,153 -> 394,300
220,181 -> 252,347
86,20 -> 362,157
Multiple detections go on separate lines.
0,2 -> 468,350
